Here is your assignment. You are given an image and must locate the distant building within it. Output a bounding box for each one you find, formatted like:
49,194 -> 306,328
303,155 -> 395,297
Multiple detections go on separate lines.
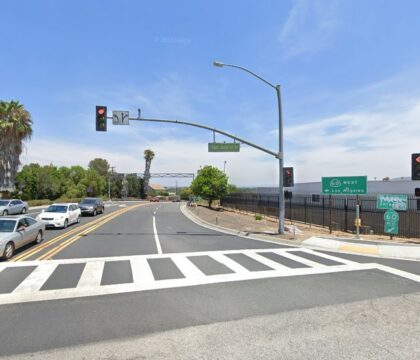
147,184 -> 167,195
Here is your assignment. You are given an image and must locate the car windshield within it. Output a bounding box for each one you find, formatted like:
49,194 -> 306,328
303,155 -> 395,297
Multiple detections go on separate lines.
80,199 -> 96,204
45,205 -> 68,213
0,200 -> 10,206
0,219 -> 16,232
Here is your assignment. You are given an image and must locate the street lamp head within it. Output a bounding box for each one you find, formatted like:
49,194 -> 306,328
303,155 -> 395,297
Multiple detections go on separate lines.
213,61 -> 224,68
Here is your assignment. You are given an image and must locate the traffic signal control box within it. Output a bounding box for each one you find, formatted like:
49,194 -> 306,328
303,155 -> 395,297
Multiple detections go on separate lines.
96,106 -> 107,132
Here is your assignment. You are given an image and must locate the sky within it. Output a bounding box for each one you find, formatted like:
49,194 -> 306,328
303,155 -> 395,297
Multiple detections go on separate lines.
1,0 -> 420,187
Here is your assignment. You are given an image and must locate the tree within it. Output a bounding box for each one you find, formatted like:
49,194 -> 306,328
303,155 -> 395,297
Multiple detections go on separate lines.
126,174 -> 142,198
81,169 -> 106,197
190,165 -> 228,208
179,187 -> 192,200
0,100 -> 32,195
88,158 -> 110,178
142,149 -> 155,198
227,184 -> 239,194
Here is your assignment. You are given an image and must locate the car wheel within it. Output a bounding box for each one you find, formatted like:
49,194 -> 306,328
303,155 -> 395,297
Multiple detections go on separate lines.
101,207 -> 104,214
21,207 -> 27,214
3,242 -> 15,260
63,219 -> 68,228
76,216 -> 80,223
35,231 -> 43,244
93,209 -> 97,216
2,210 -> 8,216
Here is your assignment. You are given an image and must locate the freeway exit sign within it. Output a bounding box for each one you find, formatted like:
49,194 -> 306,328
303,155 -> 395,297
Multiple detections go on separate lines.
208,143 -> 240,152
321,176 -> 367,195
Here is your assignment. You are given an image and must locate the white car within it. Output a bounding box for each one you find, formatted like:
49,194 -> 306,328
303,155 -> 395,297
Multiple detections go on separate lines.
36,203 -> 81,228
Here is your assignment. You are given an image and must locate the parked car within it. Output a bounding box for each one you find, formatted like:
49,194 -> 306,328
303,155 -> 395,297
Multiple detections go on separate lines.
0,199 -> 28,216
0,215 -> 45,260
36,203 -> 81,228
150,197 -> 160,202
78,198 -> 104,216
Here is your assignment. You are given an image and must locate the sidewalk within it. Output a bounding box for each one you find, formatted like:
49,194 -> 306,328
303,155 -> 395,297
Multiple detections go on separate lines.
183,204 -> 420,261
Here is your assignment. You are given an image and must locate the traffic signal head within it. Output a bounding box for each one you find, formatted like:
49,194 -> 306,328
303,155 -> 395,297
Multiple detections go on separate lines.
283,167 -> 294,187
96,106 -> 107,132
412,153 -> 420,180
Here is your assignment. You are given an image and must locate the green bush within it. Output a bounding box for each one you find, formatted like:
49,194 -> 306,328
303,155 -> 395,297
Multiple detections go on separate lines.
27,199 -> 53,207
255,214 -> 264,221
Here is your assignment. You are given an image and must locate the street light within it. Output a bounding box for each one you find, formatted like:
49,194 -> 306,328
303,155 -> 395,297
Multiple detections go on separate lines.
213,61 -> 285,234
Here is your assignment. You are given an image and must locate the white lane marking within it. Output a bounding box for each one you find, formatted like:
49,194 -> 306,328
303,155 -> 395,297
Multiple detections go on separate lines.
1,247 -> 349,267
274,250 -> 328,268
12,263 -> 58,293
294,248 -> 358,265
369,263 -> 420,283
243,251 -> 289,271
77,261 -> 104,288
171,255 -> 205,279
0,249 -> 419,305
130,258 -> 155,284
0,262 -> 371,305
153,216 -> 163,254
209,253 -> 249,274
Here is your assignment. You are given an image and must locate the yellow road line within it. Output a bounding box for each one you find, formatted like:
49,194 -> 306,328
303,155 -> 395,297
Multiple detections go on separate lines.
13,204 -> 143,262
12,208 -> 126,262
37,203 -> 146,260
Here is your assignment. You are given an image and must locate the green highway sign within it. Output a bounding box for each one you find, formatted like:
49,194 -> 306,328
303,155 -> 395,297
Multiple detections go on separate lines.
321,176 -> 367,195
384,209 -> 399,235
208,142 -> 240,152
377,194 -> 408,211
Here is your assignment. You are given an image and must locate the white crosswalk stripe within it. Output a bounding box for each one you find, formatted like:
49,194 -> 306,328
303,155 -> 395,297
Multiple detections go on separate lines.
0,248 -> 418,305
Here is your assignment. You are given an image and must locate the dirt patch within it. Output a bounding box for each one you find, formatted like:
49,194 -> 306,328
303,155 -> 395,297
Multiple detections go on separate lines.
187,205 -> 420,245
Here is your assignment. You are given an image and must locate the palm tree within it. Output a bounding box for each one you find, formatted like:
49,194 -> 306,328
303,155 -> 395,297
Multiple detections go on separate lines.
142,149 -> 155,197
0,101 -> 33,195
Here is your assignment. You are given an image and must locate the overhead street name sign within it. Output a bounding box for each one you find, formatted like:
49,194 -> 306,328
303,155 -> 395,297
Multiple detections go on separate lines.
112,111 -> 129,125
321,176 -> 367,195
208,142 -> 240,152
377,194 -> 408,211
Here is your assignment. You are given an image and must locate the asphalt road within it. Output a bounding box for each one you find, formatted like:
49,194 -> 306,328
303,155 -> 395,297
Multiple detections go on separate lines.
0,201 -> 419,359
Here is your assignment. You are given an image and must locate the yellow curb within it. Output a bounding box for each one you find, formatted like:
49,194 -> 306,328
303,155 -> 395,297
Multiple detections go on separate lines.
339,244 -> 380,255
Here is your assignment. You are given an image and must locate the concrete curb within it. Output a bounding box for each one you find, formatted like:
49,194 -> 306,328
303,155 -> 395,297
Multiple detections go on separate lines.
181,205 -> 420,261
302,237 -> 420,261
180,204 -> 300,248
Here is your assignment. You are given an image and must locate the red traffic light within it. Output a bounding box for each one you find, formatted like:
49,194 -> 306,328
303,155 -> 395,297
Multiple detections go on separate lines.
96,105 -> 107,132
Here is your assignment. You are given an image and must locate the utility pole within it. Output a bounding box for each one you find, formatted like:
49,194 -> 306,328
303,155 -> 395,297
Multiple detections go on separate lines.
108,166 -> 115,201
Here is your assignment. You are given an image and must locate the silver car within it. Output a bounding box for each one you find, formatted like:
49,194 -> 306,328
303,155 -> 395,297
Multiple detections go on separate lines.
0,216 -> 45,260
0,199 -> 29,216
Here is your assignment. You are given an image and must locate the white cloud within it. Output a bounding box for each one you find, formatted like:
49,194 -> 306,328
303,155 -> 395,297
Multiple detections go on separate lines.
284,99 -> 420,182
280,0 -> 340,58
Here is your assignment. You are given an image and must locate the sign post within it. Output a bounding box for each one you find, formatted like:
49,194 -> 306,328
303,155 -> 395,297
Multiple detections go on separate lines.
322,176 -> 367,239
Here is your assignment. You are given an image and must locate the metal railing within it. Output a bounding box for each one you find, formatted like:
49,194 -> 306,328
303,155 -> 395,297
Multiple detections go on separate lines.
221,193 -> 420,238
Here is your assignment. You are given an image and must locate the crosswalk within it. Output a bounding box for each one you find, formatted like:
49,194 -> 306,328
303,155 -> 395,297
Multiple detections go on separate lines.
0,248 -> 418,305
